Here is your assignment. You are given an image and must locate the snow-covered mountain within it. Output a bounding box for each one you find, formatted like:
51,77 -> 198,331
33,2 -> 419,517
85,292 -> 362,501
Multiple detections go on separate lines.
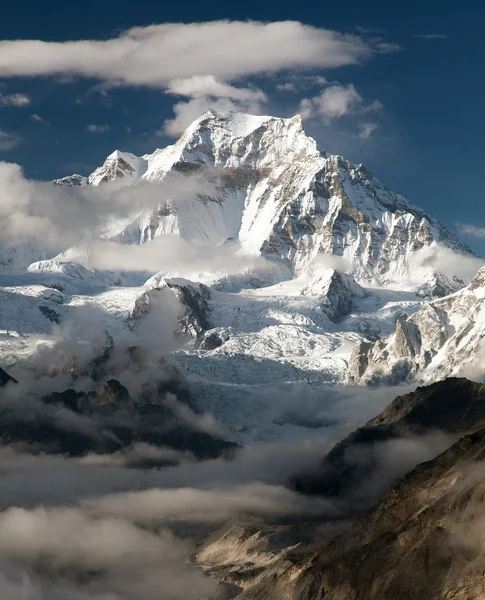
55,109 -> 472,288
0,109 -> 482,441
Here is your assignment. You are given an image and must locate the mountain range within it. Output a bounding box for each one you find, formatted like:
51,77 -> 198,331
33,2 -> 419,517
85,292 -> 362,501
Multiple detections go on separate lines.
0,109 -> 478,438
1,109 -> 485,599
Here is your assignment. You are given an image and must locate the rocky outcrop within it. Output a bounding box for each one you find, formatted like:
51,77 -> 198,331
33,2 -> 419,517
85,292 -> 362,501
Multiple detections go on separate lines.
198,330 -> 225,350
348,341 -> 374,382
291,378 -> 485,499
351,267 -> 485,385
415,271 -> 465,299
301,268 -> 367,321
132,277 -> 212,341
0,366 -> 17,387
52,174 -> 88,187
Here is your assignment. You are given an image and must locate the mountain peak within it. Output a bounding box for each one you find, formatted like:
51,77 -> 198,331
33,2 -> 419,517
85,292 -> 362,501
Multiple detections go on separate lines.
194,109 -> 305,139
89,150 -> 148,186
53,109 -> 472,287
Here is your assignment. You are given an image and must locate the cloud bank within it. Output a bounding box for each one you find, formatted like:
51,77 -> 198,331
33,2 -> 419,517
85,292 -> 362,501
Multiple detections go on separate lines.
0,161 -> 218,249
457,223 -> 485,239
0,21 -> 383,88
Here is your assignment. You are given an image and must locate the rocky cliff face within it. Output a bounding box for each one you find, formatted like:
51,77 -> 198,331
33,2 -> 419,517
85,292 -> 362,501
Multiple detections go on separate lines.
192,378 -> 485,600
300,268 -> 367,321
350,267 -> 485,385
132,276 -> 212,342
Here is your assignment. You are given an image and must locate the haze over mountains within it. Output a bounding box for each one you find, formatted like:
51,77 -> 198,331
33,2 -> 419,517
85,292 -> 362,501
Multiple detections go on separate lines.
1,110 -> 485,599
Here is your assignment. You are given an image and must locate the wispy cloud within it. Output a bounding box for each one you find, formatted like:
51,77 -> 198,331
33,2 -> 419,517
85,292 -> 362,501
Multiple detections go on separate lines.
414,33 -> 448,40
457,223 -> 485,238
354,26 -> 388,35
373,41 -> 402,53
358,122 -> 379,139
162,75 -> 267,136
276,82 -> 297,92
300,83 -> 382,122
276,75 -> 327,93
30,113 -> 49,125
85,124 -> 110,133
0,93 -> 30,107
0,130 -> 21,150
100,89 -> 112,106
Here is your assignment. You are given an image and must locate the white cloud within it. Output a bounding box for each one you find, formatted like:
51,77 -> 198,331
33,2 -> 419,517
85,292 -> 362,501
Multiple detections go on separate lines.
300,83 -> 382,124
0,161 -> 218,247
361,99 -> 383,113
276,82 -> 297,92
162,75 -> 267,136
167,75 -> 266,102
84,483 -> 334,523
456,224 -> 485,238
408,243 -> 484,283
0,92 -> 30,107
276,75 -> 329,94
373,41 -> 402,53
163,96 -> 264,136
99,88 -> 112,105
86,124 -> 110,133
0,21 -> 393,88
30,113 -> 49,125
0,130 -> 21,151
0,506 -> 217,600
358,122 -> 379,139
414,33 -> 448,40
301,83 -> 362,120
61,236 -> 272,278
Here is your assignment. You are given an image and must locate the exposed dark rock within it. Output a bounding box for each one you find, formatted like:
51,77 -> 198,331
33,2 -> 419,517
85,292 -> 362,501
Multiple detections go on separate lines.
351,267 -> 485,386
42,389 -> 87,413
0,366 -> 17,387
416,271 -> 465,299
348,341 -> 373,383
0,368 -> 237,459
38,305 -> 61,324
132,279 -> 212,341
199,331 -> 224,350
230,427 -> 485,600
301,270 -> 367,322
291,378 -> 485,501
393,316 -> 421,358
168,280 -> 212,335
89,330 -> 114,380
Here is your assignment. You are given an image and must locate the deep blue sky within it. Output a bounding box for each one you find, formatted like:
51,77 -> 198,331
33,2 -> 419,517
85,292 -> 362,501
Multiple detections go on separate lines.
0,0 -> 483,252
